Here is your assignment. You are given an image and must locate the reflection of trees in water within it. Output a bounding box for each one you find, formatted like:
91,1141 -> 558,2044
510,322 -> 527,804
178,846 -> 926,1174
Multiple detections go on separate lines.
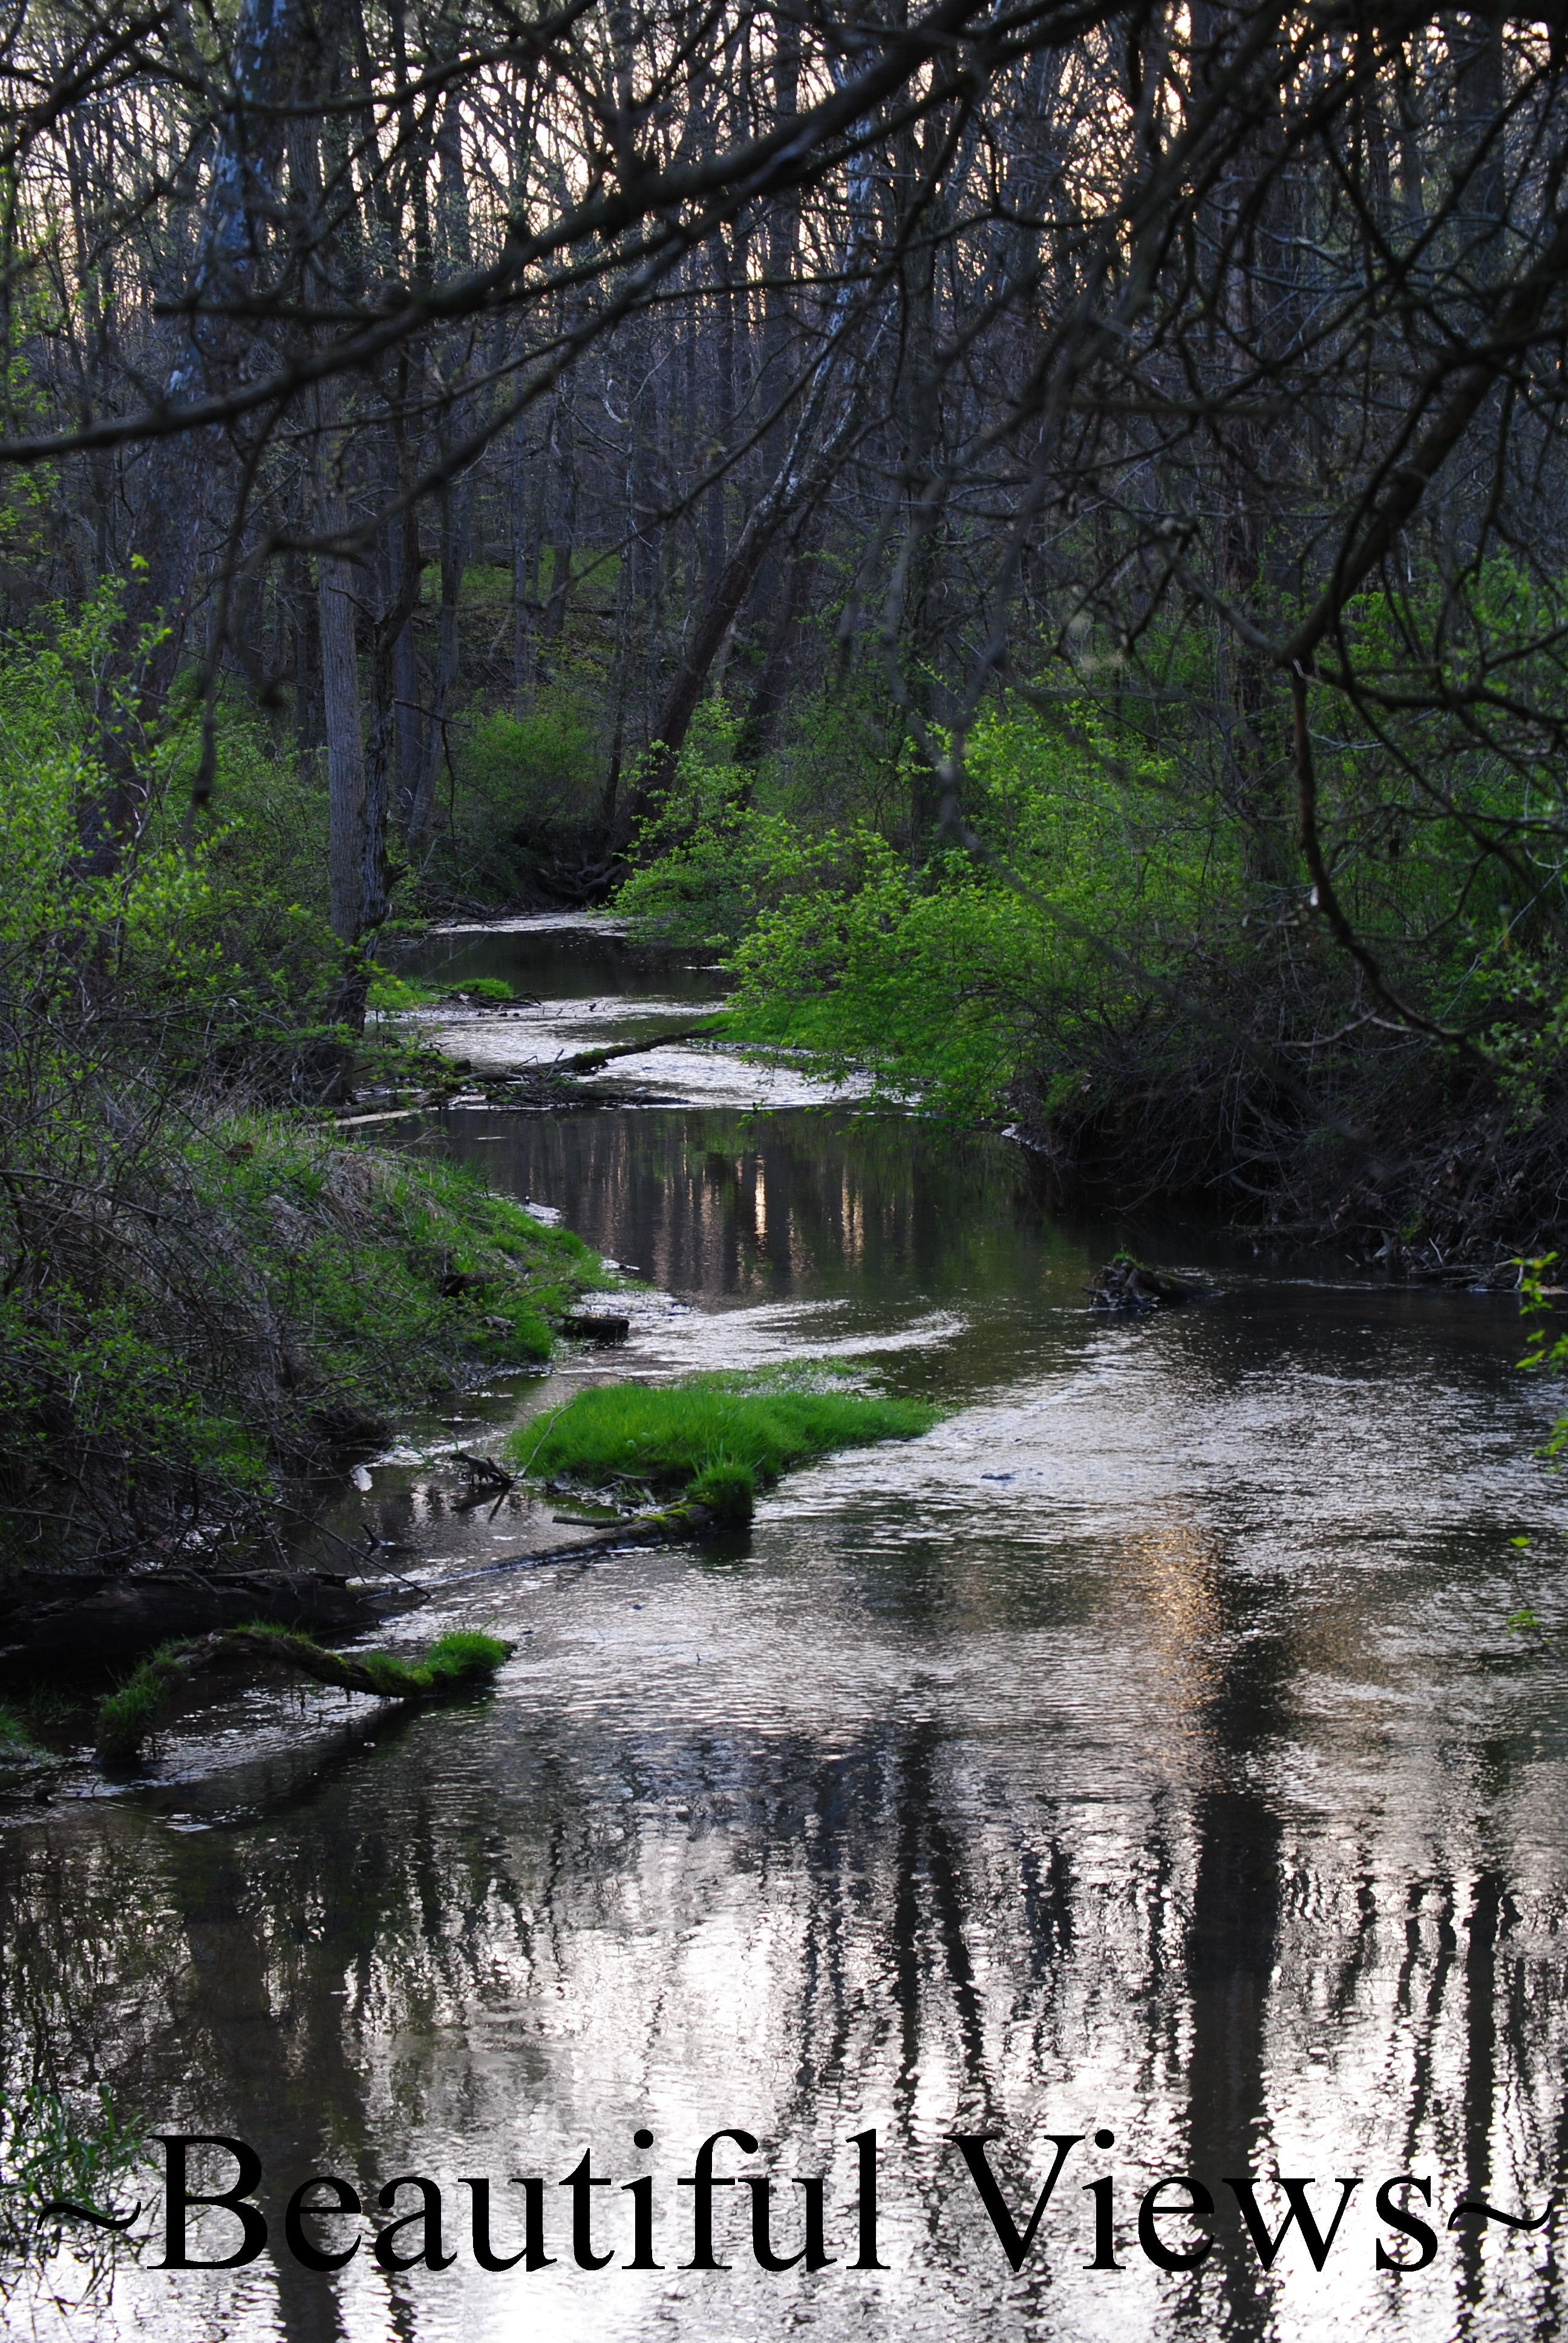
449,1107 -> 1080,1309
413,931 -> 722,1009
4,1676 -> 1568,2336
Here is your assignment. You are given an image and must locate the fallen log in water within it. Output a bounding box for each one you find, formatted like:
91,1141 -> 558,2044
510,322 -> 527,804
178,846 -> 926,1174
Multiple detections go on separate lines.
448,1492 -> 734,1584
95,1625 -> 511,1764
0,1567 -> 419,1686
548,1023 -> 725,1075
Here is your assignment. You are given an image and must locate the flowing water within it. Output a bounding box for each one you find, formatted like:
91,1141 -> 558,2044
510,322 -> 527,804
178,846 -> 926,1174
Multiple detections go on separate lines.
6,917 -> 1568,2343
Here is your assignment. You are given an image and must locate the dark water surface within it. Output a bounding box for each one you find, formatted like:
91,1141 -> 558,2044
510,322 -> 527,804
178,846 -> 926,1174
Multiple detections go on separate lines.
7,919 -> 1568,2343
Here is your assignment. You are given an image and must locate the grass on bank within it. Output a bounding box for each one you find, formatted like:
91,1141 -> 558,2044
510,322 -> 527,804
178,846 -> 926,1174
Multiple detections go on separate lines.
507,1361 -> 939,1524
0,1707 -> 49,1787
201,1115 -> 593,1384
367,972 -> 516,1012
1,1118 -> 599,1571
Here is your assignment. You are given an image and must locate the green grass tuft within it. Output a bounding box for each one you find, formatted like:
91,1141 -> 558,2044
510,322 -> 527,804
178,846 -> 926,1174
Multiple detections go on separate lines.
507,1364 -> 938,1518
355,1631 -> 511,1697
95,1647 -> 190,1763
1,2081 -> 145,2269
686,1460 -> 757,1526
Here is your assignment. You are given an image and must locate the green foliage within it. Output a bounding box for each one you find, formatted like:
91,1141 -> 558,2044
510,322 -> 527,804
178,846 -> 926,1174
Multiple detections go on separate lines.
462,703 -> 598,814
0,595 -> 341,1095
0,2082 -> 144,2276
367,970 -> 438,1012
616,614 -> 1568,1204
1518,1254 -> 1568,1463
431,696 -> 604,900
622,695 -> 1227,1120
758,678 -> 912,834
618,698 -> 828,948
618,794 -> 835,950
0,587 -> 520,1565
730,836 -> 1042,1120
508,1360 -> 938,1515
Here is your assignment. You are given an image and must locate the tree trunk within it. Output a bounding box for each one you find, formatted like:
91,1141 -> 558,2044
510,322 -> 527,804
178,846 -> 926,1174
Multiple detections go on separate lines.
628,509 -> 780,827
318,472 -> 367,958
408,474 -> 473,853
510,414 -> 541,712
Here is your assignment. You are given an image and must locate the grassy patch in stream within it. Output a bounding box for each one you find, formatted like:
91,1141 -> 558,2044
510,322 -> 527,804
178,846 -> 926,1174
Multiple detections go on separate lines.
507,1361 -> 939,1525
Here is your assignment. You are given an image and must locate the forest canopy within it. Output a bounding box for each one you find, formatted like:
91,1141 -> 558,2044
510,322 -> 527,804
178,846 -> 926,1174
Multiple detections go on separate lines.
1,1 -> 1567,1240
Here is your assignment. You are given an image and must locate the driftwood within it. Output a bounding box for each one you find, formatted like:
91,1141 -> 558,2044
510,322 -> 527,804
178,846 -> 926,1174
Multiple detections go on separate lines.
549,1023 -> 724,1075
449,1450 -> 517,1510
450,1491 -> 732,1583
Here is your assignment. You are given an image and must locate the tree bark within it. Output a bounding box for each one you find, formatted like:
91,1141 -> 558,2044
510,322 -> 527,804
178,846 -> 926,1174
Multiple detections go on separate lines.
317,459 -> 367,957
407,473 -> 472,853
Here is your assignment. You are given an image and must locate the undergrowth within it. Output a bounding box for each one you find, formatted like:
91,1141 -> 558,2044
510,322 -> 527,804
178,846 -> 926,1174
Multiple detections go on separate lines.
2,1121 -> 598,1571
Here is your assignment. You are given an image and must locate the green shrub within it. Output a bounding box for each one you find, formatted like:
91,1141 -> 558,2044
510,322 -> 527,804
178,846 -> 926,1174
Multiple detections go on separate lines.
615,693 -> 1243,1122
428,697 -> 604,900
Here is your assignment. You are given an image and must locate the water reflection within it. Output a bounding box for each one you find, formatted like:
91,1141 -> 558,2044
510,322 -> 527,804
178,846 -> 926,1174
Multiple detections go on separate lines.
406,912 -> 724,1007
435,1103 -> 1097,1322
5,939 -> 1568,2342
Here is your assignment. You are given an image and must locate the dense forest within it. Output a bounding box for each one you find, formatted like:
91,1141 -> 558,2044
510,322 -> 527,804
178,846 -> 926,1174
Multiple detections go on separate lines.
2,0 -> 1568,1574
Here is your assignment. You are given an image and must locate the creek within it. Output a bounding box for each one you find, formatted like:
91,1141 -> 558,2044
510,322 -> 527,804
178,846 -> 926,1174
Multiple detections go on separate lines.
4,916 -> 1568,2343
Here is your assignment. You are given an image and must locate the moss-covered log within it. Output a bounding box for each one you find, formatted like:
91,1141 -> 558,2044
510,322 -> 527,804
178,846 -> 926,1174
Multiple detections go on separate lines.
96,1625 -> 511,1763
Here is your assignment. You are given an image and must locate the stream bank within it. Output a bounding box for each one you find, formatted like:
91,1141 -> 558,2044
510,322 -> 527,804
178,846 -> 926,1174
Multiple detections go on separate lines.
5,914 -> 1568,2343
